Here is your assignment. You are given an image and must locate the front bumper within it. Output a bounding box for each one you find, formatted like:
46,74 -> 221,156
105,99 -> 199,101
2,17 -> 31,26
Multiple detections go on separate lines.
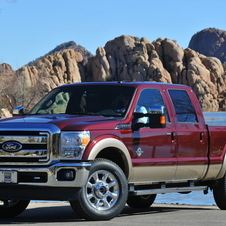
0,162 -> 91,201
0,162 -> 91,187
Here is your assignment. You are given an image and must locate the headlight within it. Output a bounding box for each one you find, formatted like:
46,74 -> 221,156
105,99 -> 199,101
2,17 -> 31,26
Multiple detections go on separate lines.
60,131 -> 90,160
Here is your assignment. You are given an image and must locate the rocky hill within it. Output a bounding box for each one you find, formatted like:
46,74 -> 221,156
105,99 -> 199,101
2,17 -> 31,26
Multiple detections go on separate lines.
189,28 -> 226,64
28,41 -> 93,66
0,34 -> 226,117
87,35 -> 225,111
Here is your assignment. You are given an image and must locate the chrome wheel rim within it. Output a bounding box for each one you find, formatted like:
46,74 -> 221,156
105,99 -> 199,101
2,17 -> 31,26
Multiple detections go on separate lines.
85,170 -> 120,210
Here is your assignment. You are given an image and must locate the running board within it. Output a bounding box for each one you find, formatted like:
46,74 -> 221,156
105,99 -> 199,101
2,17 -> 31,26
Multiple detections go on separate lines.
129,184 -> 207,196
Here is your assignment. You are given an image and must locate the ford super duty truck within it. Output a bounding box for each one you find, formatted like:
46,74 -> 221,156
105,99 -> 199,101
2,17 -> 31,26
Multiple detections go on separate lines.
0,81 -> 226,221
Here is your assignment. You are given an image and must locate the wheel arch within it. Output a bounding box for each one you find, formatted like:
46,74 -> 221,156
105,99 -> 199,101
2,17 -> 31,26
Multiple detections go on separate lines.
215,153 -> 226,180
85,137 -> 132,180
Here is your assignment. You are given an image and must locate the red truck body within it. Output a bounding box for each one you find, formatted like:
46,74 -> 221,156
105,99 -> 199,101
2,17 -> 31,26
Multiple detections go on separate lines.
0,82 -> 226,220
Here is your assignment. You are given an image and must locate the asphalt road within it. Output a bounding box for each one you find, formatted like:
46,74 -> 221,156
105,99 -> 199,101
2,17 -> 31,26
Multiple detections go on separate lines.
0,202 -> 225,226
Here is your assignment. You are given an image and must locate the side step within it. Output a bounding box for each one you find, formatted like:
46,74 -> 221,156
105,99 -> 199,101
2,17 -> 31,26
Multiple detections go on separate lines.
129,183 -> 207,196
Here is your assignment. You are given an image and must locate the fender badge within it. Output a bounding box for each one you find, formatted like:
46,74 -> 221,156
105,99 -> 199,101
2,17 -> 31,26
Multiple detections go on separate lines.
136,147 -> 143,157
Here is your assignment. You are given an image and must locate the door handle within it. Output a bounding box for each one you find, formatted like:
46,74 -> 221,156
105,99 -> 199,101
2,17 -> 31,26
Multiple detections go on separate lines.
167,132 -> 176,142
200,132 -> 204,144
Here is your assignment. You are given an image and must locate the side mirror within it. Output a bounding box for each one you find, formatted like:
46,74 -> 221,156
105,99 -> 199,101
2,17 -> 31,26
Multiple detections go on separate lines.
13,106 -> 25,116
147,105 -> 166,128
133,105 -> 166,130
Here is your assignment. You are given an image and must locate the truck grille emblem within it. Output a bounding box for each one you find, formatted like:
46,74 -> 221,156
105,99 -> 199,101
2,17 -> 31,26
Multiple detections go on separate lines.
2,141 -> 23,153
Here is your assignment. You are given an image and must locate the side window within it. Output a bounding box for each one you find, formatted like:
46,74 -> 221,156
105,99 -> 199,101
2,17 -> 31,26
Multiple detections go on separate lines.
136,89 -> 168,122
168,89 -> 198,123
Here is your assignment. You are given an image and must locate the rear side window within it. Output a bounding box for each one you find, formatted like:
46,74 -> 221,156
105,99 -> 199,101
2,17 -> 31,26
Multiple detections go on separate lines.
168,89 -> 198,123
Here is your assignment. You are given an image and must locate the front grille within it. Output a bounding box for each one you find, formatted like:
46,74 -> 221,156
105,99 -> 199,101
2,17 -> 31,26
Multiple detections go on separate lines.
0,131 -> 49,162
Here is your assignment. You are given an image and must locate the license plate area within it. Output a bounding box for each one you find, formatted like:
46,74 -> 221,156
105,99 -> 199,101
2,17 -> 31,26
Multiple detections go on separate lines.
0,171 -> 18,183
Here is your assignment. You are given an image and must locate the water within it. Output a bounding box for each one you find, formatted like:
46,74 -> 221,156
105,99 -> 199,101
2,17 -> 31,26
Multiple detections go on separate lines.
155,191 -> 216,206
155,111 -> 226,206
203,111 -> 226,126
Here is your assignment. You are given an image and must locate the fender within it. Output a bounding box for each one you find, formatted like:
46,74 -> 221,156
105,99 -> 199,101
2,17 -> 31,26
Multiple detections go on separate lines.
215,153 -> 226,180
203,151 -> 226,180
83,135 -> 133,181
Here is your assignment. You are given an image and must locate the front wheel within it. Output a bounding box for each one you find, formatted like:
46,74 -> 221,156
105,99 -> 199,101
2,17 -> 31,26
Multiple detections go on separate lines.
70,159 -> 128,221
213,174 -> 226,209
127,194 -> 156,208
0,200 -> 30,218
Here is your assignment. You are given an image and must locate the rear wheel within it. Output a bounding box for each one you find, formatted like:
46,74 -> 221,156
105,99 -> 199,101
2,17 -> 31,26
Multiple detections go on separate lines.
70,159 -> 128,221
0,200 -> 30,218
127,194 -> 156,208
213,174 -> 226,209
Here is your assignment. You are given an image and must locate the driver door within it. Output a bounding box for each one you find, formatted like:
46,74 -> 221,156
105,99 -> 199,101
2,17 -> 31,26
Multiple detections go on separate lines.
132,87 -> 177,183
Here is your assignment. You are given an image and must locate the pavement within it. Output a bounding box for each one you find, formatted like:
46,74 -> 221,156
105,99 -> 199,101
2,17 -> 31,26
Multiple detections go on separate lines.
0,202 -> 224,226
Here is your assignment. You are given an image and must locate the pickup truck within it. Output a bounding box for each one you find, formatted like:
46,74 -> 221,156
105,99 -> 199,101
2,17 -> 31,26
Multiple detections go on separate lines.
0,81 -> 226,221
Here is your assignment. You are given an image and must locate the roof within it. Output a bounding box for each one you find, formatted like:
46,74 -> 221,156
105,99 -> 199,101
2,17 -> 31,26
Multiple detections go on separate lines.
59,81 -> 188,89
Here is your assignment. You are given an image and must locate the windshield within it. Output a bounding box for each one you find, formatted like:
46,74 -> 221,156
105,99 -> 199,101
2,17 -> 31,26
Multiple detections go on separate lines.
28,85 -> 135,117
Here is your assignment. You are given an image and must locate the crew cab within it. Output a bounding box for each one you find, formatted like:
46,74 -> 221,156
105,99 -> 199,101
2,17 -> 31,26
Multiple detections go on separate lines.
0,81 -> 226,220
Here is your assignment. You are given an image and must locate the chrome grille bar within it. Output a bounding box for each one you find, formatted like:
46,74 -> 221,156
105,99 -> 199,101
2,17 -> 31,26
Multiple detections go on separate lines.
0,133 -> 48,160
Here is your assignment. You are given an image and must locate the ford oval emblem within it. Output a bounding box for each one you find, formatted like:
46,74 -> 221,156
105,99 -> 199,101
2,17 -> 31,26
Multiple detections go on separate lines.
2,141 -> 22,153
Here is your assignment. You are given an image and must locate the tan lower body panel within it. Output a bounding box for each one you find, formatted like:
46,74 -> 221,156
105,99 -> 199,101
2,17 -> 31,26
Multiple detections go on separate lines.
130,164 -> 220,184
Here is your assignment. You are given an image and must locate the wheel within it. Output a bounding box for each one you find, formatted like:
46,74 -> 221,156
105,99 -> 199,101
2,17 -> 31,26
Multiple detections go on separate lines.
127,194 -> 156,208
213,174 -> 226,209
0,200 -> 30,218
70,158 -> 128,221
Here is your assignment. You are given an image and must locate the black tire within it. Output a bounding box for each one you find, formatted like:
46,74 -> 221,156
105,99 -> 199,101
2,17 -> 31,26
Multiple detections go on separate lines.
213,174 -> 226,209
0,200 -> 30,218
127,194 -> 156,208
70,158 -> 128,221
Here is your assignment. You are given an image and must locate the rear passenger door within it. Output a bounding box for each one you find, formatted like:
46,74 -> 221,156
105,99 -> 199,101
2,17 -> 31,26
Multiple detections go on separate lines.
168,89 -> 209,180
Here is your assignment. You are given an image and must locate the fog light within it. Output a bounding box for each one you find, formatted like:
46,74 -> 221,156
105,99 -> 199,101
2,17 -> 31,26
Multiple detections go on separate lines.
57,169 -> 76,181
65,170 -> 74,179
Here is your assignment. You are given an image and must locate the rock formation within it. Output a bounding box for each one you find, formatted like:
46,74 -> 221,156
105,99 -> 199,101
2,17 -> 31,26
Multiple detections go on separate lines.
89,35 -> 225,110
0,108 -> 11,118
189,28 -> 226,64
0,49 -> 85,113
0,33 -> 226,117
28,41 -> 92,66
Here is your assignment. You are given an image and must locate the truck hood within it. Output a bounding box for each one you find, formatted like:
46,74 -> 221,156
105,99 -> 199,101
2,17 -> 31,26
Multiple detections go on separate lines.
0,114 -> 121,131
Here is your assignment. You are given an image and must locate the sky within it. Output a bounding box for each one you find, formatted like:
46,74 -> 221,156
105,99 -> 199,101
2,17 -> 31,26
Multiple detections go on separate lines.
1,0 -> 226,70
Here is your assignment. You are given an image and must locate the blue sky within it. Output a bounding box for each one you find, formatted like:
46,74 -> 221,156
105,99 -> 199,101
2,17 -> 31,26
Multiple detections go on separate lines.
1,0 -> 226,70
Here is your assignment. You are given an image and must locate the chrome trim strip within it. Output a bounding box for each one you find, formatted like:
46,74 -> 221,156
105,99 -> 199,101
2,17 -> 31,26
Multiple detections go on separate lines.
0,149 -> 47,157
0,135 -> 47,143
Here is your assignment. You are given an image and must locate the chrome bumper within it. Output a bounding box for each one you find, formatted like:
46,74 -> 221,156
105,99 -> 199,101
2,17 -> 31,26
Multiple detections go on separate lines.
0,162 -> 91,187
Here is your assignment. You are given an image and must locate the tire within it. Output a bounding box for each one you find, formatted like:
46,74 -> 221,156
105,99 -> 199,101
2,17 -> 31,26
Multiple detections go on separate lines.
127,194 -> 156,208
0,200 -> 30,218
213,174 -> 226,209
70,158 -> 128,221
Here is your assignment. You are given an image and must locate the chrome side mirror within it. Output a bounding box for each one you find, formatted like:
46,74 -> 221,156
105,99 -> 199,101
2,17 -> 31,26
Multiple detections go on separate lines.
147,105 -> 166,128
13,106 -> 24,116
